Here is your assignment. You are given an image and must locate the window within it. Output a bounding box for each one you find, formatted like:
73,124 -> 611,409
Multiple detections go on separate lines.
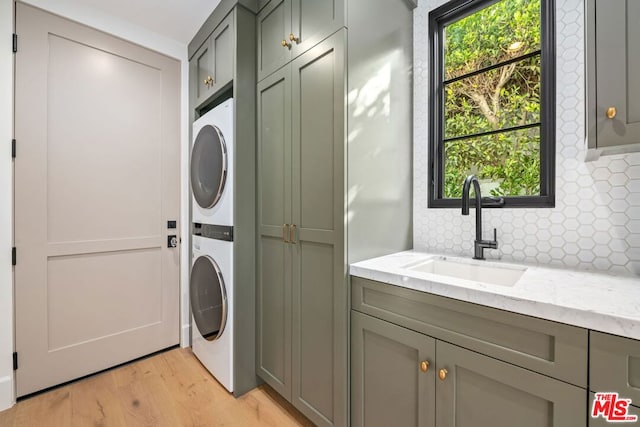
428,0 -> 555,208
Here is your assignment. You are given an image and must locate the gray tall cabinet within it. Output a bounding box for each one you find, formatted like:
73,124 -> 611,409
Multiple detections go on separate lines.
256,0 -> 415,426
188,0 -> 258,396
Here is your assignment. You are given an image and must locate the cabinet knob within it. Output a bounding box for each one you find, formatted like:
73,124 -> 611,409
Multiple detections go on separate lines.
420,361 -> 430,372
606,107 -> 617,119
281,39 -> 291,48
289,33 -> 299,43
438,368 -> 448,381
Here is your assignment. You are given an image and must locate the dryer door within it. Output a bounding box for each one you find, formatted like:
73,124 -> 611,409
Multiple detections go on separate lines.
190,255 -> 227,341
190,124 -> 227,209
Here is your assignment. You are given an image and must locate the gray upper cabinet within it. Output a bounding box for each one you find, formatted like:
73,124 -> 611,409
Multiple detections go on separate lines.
257,30 -> 346,427
351,311 -> 435,427
436,341 -> 586,427
257,0 -> 344,82
587,0 -> 640,156
257,0 -> 291,82
190,12 -> 234,109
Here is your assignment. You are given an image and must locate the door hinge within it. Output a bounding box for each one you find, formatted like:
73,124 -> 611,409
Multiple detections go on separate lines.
11,139 -> 16,159
12,352 -> 17,370
12,247 -> 16,266
12,33 -> 17,53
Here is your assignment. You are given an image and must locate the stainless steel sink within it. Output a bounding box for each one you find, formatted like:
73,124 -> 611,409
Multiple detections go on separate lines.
403,257 -> 526,287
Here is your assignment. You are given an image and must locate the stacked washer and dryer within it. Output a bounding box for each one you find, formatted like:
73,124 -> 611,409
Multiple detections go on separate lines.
189,98 -> 235,392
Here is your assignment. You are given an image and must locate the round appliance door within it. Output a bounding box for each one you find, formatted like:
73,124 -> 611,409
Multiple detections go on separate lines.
191,124 -> 228,209
190,255 -> 227,341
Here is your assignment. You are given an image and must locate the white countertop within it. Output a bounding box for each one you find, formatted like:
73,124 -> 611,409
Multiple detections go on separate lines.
350,251 -> 640,340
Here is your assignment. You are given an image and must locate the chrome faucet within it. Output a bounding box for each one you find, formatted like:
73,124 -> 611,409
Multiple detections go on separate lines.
461,175 -> 498,260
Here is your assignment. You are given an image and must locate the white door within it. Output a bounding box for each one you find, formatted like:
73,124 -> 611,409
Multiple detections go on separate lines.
14,3 -> 181,396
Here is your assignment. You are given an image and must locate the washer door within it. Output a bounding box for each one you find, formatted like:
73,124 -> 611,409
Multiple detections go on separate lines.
190,255 -> 227,341
190,124 -> 227,209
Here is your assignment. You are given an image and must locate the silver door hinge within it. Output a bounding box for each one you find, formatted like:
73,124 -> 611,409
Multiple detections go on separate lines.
13,352 -> 17,370
12,34 -> 17,53
12,247 -> 16,266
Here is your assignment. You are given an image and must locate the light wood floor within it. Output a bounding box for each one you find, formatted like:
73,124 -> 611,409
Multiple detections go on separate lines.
0,348 -> 314,427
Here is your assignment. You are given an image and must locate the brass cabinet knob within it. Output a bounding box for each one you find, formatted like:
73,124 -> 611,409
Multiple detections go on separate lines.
203,78 -> 209,86
607,107 -> 617,119
281,39 -> 291,48
204,76 -> 214,88
289,33 -> 299,43
420,361 -> 430,372
438,368 -> 448,381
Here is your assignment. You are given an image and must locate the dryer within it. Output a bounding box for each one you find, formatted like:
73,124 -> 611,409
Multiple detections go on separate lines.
191,98 -> 234,226
190,229 -> 234,392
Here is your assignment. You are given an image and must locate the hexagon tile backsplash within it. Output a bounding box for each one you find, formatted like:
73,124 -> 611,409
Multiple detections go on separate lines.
413,0 -> 640,276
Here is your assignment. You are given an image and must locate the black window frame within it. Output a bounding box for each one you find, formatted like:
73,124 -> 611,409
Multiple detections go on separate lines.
428,0 -> 556,208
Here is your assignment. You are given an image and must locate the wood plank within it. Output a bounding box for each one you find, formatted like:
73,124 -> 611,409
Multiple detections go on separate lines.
0,348 -> 311,426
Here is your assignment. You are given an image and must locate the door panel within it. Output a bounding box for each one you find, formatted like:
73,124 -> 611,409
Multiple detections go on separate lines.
436,341 -> 586,427
298,48 -> 335,231
15,3 -> 180,396
257,0 -> 291,81
257,66 -> 292,399
291,0 -> 344,58
291,31 -> 346,427
194,41 -> 212,106
595,0 -> 640,147
211,13 -> 234,93
46,35 -> 161,242
297,241 -> 334,418
351,311 -> 436,427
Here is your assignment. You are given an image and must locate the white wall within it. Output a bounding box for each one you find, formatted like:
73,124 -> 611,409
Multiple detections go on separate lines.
0,1 -> 191,410
414,0 -> 640,276
0,0 -> 15,413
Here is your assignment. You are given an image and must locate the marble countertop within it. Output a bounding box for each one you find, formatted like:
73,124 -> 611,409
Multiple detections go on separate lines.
350,251 -> 640,340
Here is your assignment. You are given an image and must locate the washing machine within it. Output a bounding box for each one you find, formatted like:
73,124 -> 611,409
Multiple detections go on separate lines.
191,98 -> 234,226
190,229 -> 234,392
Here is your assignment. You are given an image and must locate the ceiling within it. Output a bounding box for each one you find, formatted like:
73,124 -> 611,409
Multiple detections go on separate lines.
75,0 -> 223,44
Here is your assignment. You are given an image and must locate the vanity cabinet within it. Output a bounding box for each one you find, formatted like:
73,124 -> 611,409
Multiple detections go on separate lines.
586,0 -> 640,156
257,31 -> 346,427
256,0 -> 344,81
351,277 -> 588,427
190,12 -> 234,109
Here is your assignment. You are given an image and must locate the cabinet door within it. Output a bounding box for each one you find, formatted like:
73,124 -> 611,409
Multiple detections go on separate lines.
590,331 -> 640,404
190,38 -> 214,109
593,0 -> 640,149
209,12 -> 234,94
436,341 -> 586,427
257,0 -> 291,82
256,65 -> 292,400
351,311 -> 436,427
290,30 -> 346,427
290,0 -> 344,58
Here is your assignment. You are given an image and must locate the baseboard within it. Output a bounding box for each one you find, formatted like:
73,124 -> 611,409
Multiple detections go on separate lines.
0,375 -> 14,411
181,323 -> 191,348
